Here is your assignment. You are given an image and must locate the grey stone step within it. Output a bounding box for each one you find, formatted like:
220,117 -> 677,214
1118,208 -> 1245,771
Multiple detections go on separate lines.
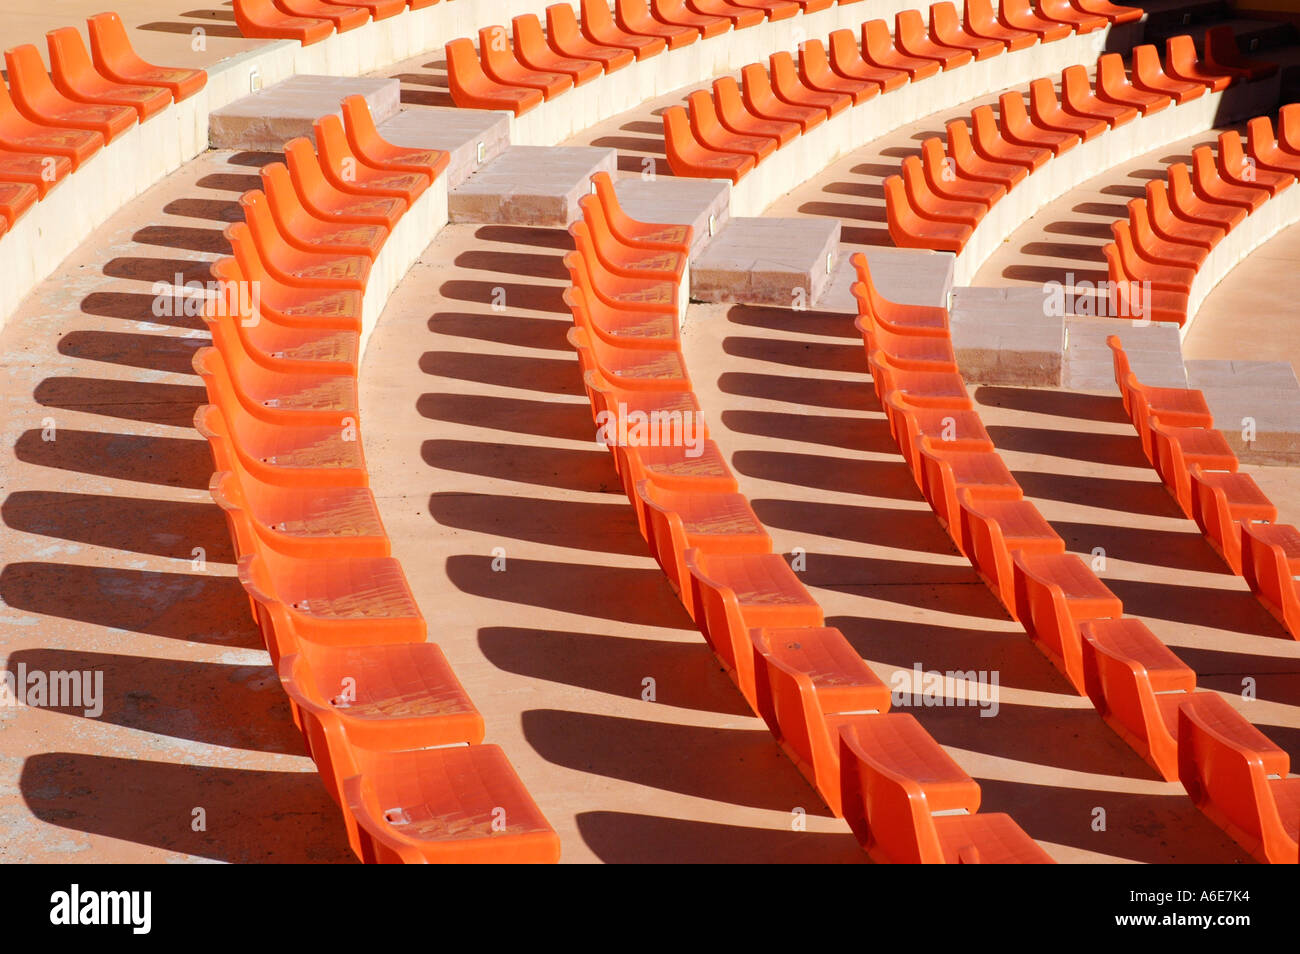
1200,388 -> 1300,465
209,75 -> 399,152
376,106 -> 510,190
449,145 -> 617,227
690,216 -> 838,307
816,245 -> 953,314
950,285 -> 1064,387
1185,358 -> 1300,391
1062,316 -> 1188,392
613,175 -> 729,262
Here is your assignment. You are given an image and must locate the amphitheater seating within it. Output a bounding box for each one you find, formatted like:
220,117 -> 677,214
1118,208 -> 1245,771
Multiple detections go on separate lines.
1106,336 -> 1300,643
885,35 -> 1244,254
192,96 -> 560,864
559,171 -> 1051,863
0,14 -> 204,236
851,253 -> 1296,862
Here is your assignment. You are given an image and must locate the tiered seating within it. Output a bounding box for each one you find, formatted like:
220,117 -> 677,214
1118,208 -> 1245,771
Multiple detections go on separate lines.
662,0 -> 1131,183
1106,336 -> 1300,642
562,171 -> 1052,864
1104,107 -> 1300,325
193,95 -> 559,864
0,13 -> 204,238
852,252 -> 1298,864
234,0 -> 412,44
885,33 -> 1252,256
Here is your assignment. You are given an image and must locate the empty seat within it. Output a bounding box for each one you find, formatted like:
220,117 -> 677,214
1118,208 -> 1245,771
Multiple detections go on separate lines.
614,0 -> 698,49
999,89 -> 1078,156
232,0 -> 334,45
512,14 -> 603,87
445,38 -> 545,114
1240,522 -> 1300,639
826,29 -> 907,93
1060,64 -> 1136,128
930,2 -> 1003,62
592,171 -> 693,253
1029,78 -> 1107,142
963,0 -> 1037,52
1038,0 -> 1106,33
284,137 -> 408,229
945,118 -> 1028,190
686,89 -> 779,163
862,19 -> 941,82
314,114 -> 430,204
1165,33 -> 1234,93
1217,130 -> 1293,198
664,104 -> 754,181
921,137 -> 1006,208
1096,53 -> 1171,116
87,12 -> 206,101
894,8 -> 973,72
1203,25 -> 1278,83
5,44 -> 136,143
276,0 -> 368,33
1131,43 -> 1205,105
917,444 -> 1023,550
959,491 -> 1064,614
712,75 -> 800,147
971,104 -> 1049,171
768,51 -> 851,119
478,25 -> 573,101
546,3 -> 636,73
341,95 -> 449,180
1192,144 -> 1269,213
999,0 -> 1072,43
1188,465 -> 1276,574
46,27 -> 170,122
1246,114 -> 1300,179
581,0 -> 668,60
261,162 -> 388,260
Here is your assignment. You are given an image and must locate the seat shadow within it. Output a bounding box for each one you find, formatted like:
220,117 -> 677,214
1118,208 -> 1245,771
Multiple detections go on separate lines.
421,438 -> 621,494
429,310 -> 572,352
418,350 -> 581,395
34,377 -> 206,427
58,330 -> 206,375
577,811 -> 866,863
14,429 -> 213,489
429,492 -> 645,556
722,335 -> 864,374
717,370 -> 875,411
416,391 -> 594,442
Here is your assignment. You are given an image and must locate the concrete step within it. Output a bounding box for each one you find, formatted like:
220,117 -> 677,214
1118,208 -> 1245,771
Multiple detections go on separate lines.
209,75 -> 399,152
690,216 -> 838,307
1062,316 -> 1188,392
1184,358 -> 1300,464
817,246 -> 954,315
448,145 -> 617,227
376,106 -> 510,190
613,175 -> 730,261
950,285 -> 1064,387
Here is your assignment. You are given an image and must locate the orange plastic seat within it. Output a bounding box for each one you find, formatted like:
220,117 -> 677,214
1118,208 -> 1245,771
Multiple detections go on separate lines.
999,90 -> 1078,156
546,3 -> 636,72
1128,198 -> 1207,271
262,162 -> 388,260
663,104 -> 754,181
592,170 -> 692,252
280,640 -> 483,803
884,174 -> 973,252
1109,220 -> 1194,292
901,154 -> 986,227
570,226 -> 681,314
1060,64 -> 1136,128
0,147 -> 70,198
5,44 -> 136,144
87,12 -> 206,101
615,0 -> 698,49
232,0 -> 334,44
581,0 -> 668,60
512,14 -> 603,86
1217,130 -> 1293,197
1177,692 -> 1299,863
741,63 -> 825,132
1168,160 -> 1247,232
686,90 -> 778,163
883,392 -> 992,479
930,2 -> 1003,62
46,28 -> 170,122
730,0 -> 799,19
284,137 -> 407,229
345,0 -> 406,18
1240,522 -> 1300,639
798,39 -> 878,106
836,714 -> 984,863
638,483 -> 770,613
918,444 -> 1023,549
751,626 -> 891,815
565,265 -> 678,350
849,252 -> 950,335
445,39 -> 544,115
689,0 -> 765,30
1131,43 -> 1205,105
963,0 -> 1036,52
895,8 -> 973,71
970,104 -> 1049,171
567,325 -> 688,390
959,490 -> 1064,613
999,0 -> 1071,43
826,29 -> 907,93
341,95 -> 449,180
685,549 -> 822,703
0,180 -> 37,227
1073,0 -> 1142,23
869,348 -> 973,409
578,200 -> 687,281
1039,0 -> 1106,32
1079,618 -> 1194,781
314,114 -> 429,204
277,0 -> 369,32
1165,33 -> 1233,93
1029,78 -> 1107,142
945,118 -> 1028,189
1277,103 -> 1300,158
618,441 -> 738,506
344,743 -> 561,864
227,223 -> 364,331
1012,551 -> 1122,692
1103,242 -> 1189,325
1192,144 -> 1269,213
1204,25 -> 1278,83
1106,336 -> 1214,428
1189,465 -> 1276,575
1143,414 -> 1237,498
240,191 -> 371,292
769,52 -> 850,118
1145,179 -> 1225,253
1246,115 -> 1300,179
855,309 -> 958,371
712,75 -> 800,147
862,19 -> 940,82
652,0 -> 731,39
1097,53 -> 1171,115
478,26 -> 573,101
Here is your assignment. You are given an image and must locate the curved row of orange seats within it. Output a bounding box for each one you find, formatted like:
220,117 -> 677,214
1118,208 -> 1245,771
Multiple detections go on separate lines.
852,252 -> 1299,864
662,0 -> 1139,183
1106,107 -> 1300,325
884,31 -> 1273,255
445,0 -> 853,117
1106,335 -> 1300,643
192,94 -> 560,863
234,0 -> 440,45
0,12 -> 204,239
563,169 -> 1052,863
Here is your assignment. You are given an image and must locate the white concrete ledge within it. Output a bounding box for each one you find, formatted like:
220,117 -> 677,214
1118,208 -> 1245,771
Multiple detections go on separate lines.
952,76 -> 1281,287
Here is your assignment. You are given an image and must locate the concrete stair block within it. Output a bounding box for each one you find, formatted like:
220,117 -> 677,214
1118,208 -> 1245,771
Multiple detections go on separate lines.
950,286 -> 1065,386
376,106 -> 510,190
209,75 -> 400,151
449,145 -> 617,227
690,217 -> 838,307
613,176 -> 730,261
1063,316 -> 1188,392
816,246 -> 954,314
